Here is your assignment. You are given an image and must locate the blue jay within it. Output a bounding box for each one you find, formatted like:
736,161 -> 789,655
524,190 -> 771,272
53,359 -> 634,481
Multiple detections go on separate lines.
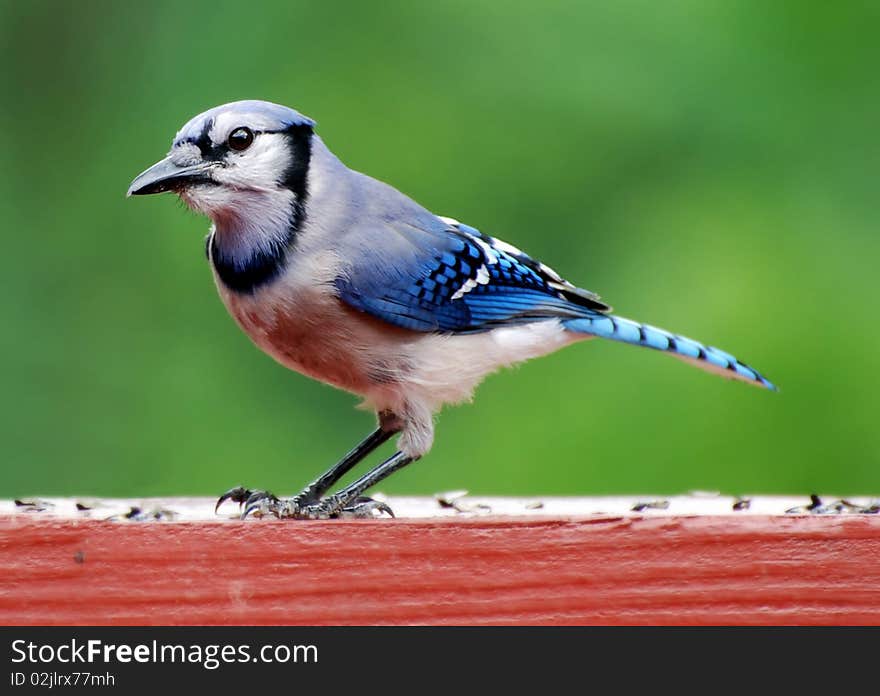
128,100 -> 775,519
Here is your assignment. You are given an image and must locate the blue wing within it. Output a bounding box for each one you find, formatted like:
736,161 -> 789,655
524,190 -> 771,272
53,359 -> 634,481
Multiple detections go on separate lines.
334,216 -> 776,389
335,217 -> 609,334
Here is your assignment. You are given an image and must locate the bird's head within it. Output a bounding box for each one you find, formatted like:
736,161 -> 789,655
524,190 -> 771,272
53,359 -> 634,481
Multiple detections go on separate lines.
127,100 -> 315,224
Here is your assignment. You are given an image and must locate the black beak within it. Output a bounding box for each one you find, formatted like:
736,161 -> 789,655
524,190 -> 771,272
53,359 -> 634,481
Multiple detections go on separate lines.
126,156 -> 217,197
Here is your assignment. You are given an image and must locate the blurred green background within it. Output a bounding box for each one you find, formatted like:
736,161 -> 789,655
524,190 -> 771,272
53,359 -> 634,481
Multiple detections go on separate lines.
1,0 -> 878,499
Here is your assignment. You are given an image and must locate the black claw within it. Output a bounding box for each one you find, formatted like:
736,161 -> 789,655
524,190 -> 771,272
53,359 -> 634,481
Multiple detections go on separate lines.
375,502 -> 395,518
343,496 -> 395,519
215,486 -> 254,514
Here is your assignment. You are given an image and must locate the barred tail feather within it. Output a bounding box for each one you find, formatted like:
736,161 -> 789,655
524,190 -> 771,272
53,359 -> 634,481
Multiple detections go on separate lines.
563,314 -> 776,390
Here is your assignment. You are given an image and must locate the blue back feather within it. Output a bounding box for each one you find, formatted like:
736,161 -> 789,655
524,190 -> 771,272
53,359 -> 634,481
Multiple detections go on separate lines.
337,219 -> 607,332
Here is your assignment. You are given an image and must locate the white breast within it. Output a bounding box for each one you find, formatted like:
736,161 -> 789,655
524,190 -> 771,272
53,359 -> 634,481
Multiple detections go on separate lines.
214,248 -> 380,395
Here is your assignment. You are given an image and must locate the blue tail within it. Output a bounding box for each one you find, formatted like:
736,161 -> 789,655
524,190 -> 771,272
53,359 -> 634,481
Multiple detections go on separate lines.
563,314 -> 776,390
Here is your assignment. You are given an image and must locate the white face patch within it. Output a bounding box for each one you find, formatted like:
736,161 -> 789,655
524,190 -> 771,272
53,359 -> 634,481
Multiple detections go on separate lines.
210,132 -> 292,192
174,131 -> 293,218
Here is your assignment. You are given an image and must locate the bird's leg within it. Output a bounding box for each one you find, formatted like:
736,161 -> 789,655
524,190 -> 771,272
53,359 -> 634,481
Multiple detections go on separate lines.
216,411 -> 404,519
295,427 -> 395,504
317,451 -> 415,519
242,450 -> 416,519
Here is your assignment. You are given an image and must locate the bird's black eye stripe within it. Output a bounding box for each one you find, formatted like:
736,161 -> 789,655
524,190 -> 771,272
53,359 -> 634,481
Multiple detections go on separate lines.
228,127 -> 255,151
181,125 -> 292,160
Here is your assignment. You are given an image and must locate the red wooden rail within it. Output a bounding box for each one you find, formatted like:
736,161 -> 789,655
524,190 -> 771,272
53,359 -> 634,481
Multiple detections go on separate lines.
2,495 -> 879,625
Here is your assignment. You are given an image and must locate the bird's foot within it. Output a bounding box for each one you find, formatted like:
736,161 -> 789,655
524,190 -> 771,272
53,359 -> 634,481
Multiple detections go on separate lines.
339,496 -> 395,519
215,487 -> 394,520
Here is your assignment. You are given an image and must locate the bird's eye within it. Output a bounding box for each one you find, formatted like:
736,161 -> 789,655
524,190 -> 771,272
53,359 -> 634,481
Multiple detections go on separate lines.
227,127 -> 254,151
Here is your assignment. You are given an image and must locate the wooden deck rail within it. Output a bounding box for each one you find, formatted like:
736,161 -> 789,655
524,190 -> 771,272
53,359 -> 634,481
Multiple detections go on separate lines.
2,494 -> 879,625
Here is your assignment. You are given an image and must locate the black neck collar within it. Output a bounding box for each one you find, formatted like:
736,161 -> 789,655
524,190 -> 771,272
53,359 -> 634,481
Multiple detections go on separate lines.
209,124 -> 313,294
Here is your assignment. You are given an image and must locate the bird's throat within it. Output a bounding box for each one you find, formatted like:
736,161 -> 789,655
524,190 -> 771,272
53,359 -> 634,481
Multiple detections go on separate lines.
208,189 -> 302,294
